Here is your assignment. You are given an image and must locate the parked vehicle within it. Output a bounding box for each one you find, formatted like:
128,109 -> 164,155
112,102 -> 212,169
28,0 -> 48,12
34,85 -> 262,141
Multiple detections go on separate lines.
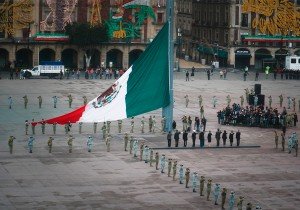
21,61 -> 65,78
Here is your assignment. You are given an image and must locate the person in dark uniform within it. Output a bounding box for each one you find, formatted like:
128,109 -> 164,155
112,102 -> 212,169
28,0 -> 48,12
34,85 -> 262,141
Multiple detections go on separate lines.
207,130 -> 212,147
215,129 -> 221,147
174,130 -> 180,147
222,130 -> 227,146
172,120 -> 176,130
167,131 -> 172,147
192,130 -> 196,147
236,130 -> 241,146
199,131 -> 205,148
183,130 -> 188,147
201,117 -> 207,132
229,131 -> 235,146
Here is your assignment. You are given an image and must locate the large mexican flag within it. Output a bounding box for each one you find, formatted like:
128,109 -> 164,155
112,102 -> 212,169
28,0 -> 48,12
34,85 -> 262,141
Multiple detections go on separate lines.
33,22 -> 170,125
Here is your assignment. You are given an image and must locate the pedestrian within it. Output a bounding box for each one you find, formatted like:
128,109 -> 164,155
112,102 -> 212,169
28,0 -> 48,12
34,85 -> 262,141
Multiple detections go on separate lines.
52,96 -> 58,108
124,132 -> 129,151
199,176 -> 205,196
287,96 -> 291,109
221,188 -> 227,209
213,183 -> 221,205
87,136 -> 93,152
192,172 -> 198,192
107,121 -> 111,135
8,96 -> 12,109
8,136 -> 15,154
23,95 -> 28,109
207,69 -> 211,80
179,164 -> 184,184
160,154 -> 166,173
37,96 -> 42,108
183,130 -> 188,147
172,120 -> 176,130
198,95 -> 203,108
215,128 -> 221,146
167,158 -> 172,177
172,160 -> 177,181
24,120 -> 29,135
268,95 -> 272,108
192,130 -> 196,147
185,70 -> 189,81
199,131 -> 205,148
201,117 -> 207,132
167,131 -> 172,147
236,130 -> 241,146
28,136 -> 34,153
174,130 -> 180,147
102,122 -> 107,139
281,132 -> 285,151
207,130 -> 212,147
237,196 -> 244,210
226,95 -> 231,107
184,94 -> 189,108
48,137 -> 53,153
143,145 -> 149,163
149,116 -> 153,133
229,130 -> 234,146
228,191 -> 235,210
185,168 -> 190,188
222,130 -> 227,146
206,179 -> 212,201
152,116 -> 156,133
200,106 -> 204,118
67,135 -> 74,153
155,152 -> 159,170
265,65 -> 270,79
274,131 -> 279,149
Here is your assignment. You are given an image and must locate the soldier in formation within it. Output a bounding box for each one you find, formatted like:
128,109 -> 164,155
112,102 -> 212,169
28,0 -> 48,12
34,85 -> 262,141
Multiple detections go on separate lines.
93,122 -> 97,134
279,94 -> 283,107
200,176 -> 205,196
41,119 -> 46,134
118,120 -> 122,133
31,119 -> 35,135
161,116 -> 166,132
124,133 -> 129,151
87,136 -> 93,152
67,135 -> 74,153
101,122 -> 107,139
160,154 -> 166,173
130,117 -> 134,133
129,136 -> 134,154
167,159 -> 172,177
82,96 -> 87,105
149,149 -> 154,167
25,120 -> 29,135
139,142 -> 144,161
52,96 -> 58,108
152,116 -> 156,133
185,95 -> 189,108
149,116 -> 153,132
228,191 -> 235,210
133,140 -> 138,158
48,137 -> 54,153
179,164 -> 184,184
79,122 -> 83,134
23,95 -> 28,109
107,121 -> 111,134
192,172 -> 198,192
141,117 -> 145,133
8,136 -> 15,154
221,188 -> 227,209
28,136 -> 34,153
155,152 -> 159,170
200,106 -> 204,118
198,95 -> 203,108
237,196 -> 244,210
37,96 -> 42,108
206,179 -> 212,201
214,183 -> 221,205
68,94 -> 73,108
185,168 -> 190,188
52,122 -> 57,134
172,160 -> 177,181
143,145 -> 149,163
106,135 -> 111,152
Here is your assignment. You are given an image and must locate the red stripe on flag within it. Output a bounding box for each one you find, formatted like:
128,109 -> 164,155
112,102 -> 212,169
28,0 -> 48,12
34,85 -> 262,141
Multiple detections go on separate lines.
32,105 -> 86,126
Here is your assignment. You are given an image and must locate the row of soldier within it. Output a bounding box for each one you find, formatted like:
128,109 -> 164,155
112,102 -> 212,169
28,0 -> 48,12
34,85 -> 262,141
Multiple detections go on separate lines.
6,94 -> 85,109
124,136 -> 262,210
274,131 -> 298,157
25,116 -> 167,135
184,94 -> 300,112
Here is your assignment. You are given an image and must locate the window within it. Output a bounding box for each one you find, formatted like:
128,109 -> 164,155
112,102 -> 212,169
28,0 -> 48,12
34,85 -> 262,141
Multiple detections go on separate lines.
291,58 -> 296,64
157,13 -> 163,23
235,6 -> 239,25
241,14 -> 248,27
298,59 -> 300,63
0,31 -> 4,38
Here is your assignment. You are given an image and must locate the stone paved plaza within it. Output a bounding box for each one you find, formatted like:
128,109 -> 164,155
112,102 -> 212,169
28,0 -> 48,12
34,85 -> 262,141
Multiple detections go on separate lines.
0,70 -> 299,210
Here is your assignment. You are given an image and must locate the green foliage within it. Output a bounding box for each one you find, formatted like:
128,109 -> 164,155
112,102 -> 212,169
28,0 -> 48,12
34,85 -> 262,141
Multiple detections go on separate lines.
65,23 -> 108,47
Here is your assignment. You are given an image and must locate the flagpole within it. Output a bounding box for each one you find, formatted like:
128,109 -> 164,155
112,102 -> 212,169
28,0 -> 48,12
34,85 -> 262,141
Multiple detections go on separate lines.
162,0 -> 174,132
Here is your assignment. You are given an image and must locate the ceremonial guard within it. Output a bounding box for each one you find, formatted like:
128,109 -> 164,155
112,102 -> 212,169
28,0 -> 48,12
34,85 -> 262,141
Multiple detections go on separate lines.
68,94 -> 73,108
87,136 -> 93,152
149,149 -> 154,166
118,120 -> 122,133
25,120 -> 29,135
200,176 -> 205,196
167,159 -> 172,177
155,152 -> 159,170
82,96 -> 87,105
214,183 -> 221,205
192,172 -> 198,192
228,191 -> 235,210
79,122 -> 83,134
161,116 -> 166,132
221,188 -> 227,209
185,168 -> 190,188
93,122 -> 97,134
172,160 -> 177,181
8,136 -> 15,154
206,179 -> 212,201
23,95 -> 28,109
41,119 -> 46,134
124,133 -> 129,151
52,96 -> 58,108
184,95 -> 189,108
48,137 -> 54,153
67,135 -> 74,153
37,96 -> 42,108
179,164 -> 184,184
28,136 -> 34,153
141,117 -> 145,133
130,117 -> 134,133
133,140 -> 138,158
160,154 -> 166,173
237,196 -> 244,210
52,122 -> 57,134
129,136 -> 134,154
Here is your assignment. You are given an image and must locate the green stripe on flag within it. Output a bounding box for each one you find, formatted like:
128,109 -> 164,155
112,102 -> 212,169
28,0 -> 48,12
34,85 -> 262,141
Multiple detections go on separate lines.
126,22 -> 170,117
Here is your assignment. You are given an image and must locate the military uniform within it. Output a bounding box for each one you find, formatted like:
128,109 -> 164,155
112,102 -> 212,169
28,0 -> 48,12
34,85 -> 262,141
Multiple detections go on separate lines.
237,196 -> 244,210
240,95 -> 244,107
228,191 -> 235,210
8,96 -> 12,109
52,96 -> 58,108
28,136 -> 34,153
200,176 -> 205,196
31,119 -> 35,135
133,140 -> 138,157
185,168 -> 190,188
23,95 -> 28,109
198,95 -> 203,108
185,95 -> 189,108
143,145 -> 149,163
200,106 -> 204,119
52,122 -> 57,134
206,179 -> 212,201
82,96 -> 87,105
161,116 -> 166,132
41,120 -> 46,134
130,117 -> 134,133
212,96 -> 217,108
155,152 -> 159,170
37,96 -> 42,108
149,116 -> 153,132
192,172 -> 198,192
79,122 -> 83,134
93,122 -> 97,134
152,116 -> 156,133
274,131 -> 279,149
8,136 -> 15,154
124,133 -> 129,151
221,188 -> 227,209
281,133 -> 285,151
25,120 -> 29,135
101,122 -> 107,139
279,94 -> 283,107
48,137 -> 53,153
118,120 -> 122,133
226,95 -> 231,107
107,121 -> 111,134
149,149 -> 154,167
67,135 -> 74,153
68,94 -> 73,108
246,202 -> 253,210
172,161 -> 177,180
106,135 -> 111,152
167,159 -> 172,177
268,95 -> 272,108
160,154 -> 166,173
141,117 -> 145,133
179,165 -> 184,184
129,136 -> 134,154
213,183 -> 221,205
139,143 -> 144,161
87,136 -> 93,152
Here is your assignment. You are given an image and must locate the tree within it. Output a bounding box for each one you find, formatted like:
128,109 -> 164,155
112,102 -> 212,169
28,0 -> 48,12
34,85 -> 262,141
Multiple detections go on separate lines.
65,23 -> 108,68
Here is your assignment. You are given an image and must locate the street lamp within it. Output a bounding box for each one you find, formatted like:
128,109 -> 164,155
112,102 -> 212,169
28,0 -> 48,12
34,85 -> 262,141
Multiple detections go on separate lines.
177,28 -> 182,72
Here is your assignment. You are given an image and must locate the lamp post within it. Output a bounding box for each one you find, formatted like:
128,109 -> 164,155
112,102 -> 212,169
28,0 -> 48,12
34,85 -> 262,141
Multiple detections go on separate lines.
177,27 -> 182,72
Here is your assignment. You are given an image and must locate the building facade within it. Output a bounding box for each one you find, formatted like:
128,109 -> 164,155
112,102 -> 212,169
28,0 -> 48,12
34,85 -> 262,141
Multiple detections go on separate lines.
0,0 -> 166,71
